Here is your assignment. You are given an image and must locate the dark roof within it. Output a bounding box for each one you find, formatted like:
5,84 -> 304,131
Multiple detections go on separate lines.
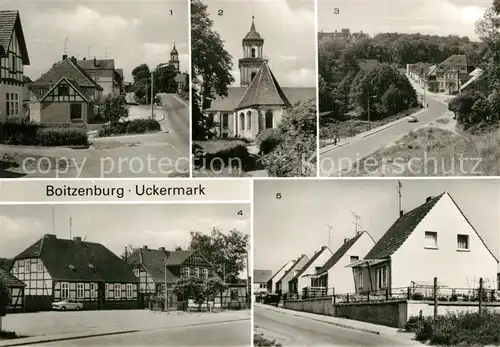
76,59 -> 115,70
253,269 -> 273,283
276,255 -> 308,284
115,69 -> 124,78
0,258 -> 14,271
0,11 -> 29,65
0,269 -> 24,287
32,57 -> 102,91
315,233 -> 366,275
244,18 -> 263,41
15,234 -> 137,283
364,193 -> 445,260
289,247 -> 331,282
237,62 -> 292,109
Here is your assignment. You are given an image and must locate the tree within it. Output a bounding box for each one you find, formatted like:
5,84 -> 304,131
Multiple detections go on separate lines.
155,65 -> 178,94
0,278 -> 10,331
98,94 -> 129,125
189,228 -> 249,283
191,0 -> 234,140
203,276 -> 227,309
131,64 -> 151,102
171,276 -> 205,311
120,244 -> 139,260
448,91 -> 484,123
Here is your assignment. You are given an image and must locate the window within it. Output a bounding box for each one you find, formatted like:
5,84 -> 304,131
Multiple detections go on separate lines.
133,269 -> 139,277
222,114 -> 229,129
126,284 -> 133,298
251,48 -> 256,58
114,284 -> 121,299
30,261 -> 37,273
251,71 -> 257,81
358,271 -> 364,288
230,289 -> 238,299
350,256 -> 359,263
425,231 -> 438,248
265,111 -> 273,128
194,268 -> 199,277
91,283 -> 97,298
76,283 -> 84,299
11,55 -> 16,72
6,93 -> 9,116
239,113 -> 244,130
376,266 -> 387,289
61,282 -> 69,299
208,113 -> 214,124
457,234 -> 470,250
37,261 -> 43,272
185,267 -> 190,277
246,111 -> 251,130
203,268 -> 208,279
58,85 -> 69,96
70,104 -> 82,120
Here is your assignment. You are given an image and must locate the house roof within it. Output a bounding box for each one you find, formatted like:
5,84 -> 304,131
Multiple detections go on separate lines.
237,62 -> 292,109
276,254 -> 308,284
253,269 -> 273,283
315,232 -> 367,276
32,57 -> 102,91
76,58 -> 115,70
289,247 -> 331,282
244,17 -> 263,41
267,260 -> 294,283
461,68 -> 484,91
0,258 -> 14,271
0,11 -> 29,65
171,43 -> 178,54
40,77 -> 92,103
175,72 -> 187,83
15,234 -> 138,283
428,55 -> 468,76
0,269 -> 24,288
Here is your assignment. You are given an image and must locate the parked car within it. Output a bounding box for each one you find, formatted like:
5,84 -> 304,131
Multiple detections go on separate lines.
52,299 -> 83,311
408,116 -> 418,123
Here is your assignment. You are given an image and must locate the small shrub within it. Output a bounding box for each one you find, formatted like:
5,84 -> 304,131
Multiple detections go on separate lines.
411,292 -> 424,300
193,141 -> 256,172
0,122 -> 88,146
125,119 -> 161,134
405,315 -> 421,332
414,316 -> 434,342
254,333 -> 281,347
36,127 -> 89,147
256,128 -> 282,155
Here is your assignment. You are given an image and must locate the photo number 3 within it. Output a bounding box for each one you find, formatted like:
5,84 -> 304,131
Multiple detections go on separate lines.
334,8 -> 340,14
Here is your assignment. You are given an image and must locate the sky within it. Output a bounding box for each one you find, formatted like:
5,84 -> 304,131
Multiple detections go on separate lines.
254,179 -> 500,272
3,0 -> 189,82
203,0 -> 316,87
318,0 -> 492,40
0,203 -> 251,274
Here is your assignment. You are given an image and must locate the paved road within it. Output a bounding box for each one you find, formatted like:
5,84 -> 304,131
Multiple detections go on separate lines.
50,320 -> 250,346
319,81 -> 449,177
254,305 -> 419,347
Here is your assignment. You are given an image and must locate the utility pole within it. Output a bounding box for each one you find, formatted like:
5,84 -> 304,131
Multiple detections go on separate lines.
150,71 -> 154,120
350,210 -> 361,236
69,217 -> 72,239
326,224 -> 333,249
88,45 -> 91,59
397,180 -> 403,216
52,206 -> 56,235
105,47 -> 108,60
164,255 -> 168,311
64,38 -> 69,54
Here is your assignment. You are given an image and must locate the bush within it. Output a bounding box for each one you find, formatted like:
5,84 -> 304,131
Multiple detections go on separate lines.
36,127 -> 89,147
0,122 -> 88,146
97,119 -> 161,137
405,315 -> 421,332
193,141 -> 256,172
411,292 -> 424,300
256,128 -> 281,154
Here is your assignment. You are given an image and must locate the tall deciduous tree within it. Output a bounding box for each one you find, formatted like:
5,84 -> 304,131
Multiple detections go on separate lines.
98,94 -> 129,125
191,0 -> 234,140
189,228 -> 249,283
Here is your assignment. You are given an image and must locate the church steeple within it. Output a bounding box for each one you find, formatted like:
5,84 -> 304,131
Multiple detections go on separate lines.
169,42 -> 179,71
239,15 -> 267,87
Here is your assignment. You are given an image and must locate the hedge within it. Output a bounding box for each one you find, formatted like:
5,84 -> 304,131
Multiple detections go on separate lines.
98,119 -> 161,137
0,122 -> 88,146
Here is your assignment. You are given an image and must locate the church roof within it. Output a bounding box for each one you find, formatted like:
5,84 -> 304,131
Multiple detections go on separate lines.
244,16 -> 263,41
236,62 -> 292,109
171,43 -> 178,54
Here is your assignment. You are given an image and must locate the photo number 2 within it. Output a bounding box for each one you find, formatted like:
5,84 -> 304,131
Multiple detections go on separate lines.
218,9 -> 223,16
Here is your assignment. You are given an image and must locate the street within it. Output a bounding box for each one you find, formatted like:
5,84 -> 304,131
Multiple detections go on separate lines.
0,94 -> 189,178
254,305 -> 420,347
319,78 -> 449,177
50,320 -> 250,346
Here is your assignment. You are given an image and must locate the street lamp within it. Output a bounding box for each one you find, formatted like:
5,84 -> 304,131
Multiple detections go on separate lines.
150,63 -> 169,120
367,95 -> 377,130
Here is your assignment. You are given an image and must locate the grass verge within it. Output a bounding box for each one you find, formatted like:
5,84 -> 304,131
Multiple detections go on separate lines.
254,333 -> 282,346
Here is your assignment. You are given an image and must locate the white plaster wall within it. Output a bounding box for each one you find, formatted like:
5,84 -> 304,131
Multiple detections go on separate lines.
297,248 -> 333,292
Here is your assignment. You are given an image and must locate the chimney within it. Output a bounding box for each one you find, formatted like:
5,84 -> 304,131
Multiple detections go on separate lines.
159,247 -> 166,251
143,245 -> 148,249
44,234 -> 56,239
73,236 -> 82,241
83,57 -> 86,60
62,54 -> 68,60
344,238 -> 350,244
321,246 -> 327,250
400,210 -> 404,217
426,196 -> 433,203
93,57 -> 97,67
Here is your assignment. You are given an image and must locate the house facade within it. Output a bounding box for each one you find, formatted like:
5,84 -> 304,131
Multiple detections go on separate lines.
0,268 -> 25,311
351,193 -> 498,294
29,55 -> 103,123
275,255 -> 309,295
426,55 -> 472,94
0,11 -> 30,122
76,58 -> 123,97
288,246 -> 332,295
311,232 -> 375,294
253,269 -> 272,296
266,260 -> 295,294
10,234 -> 139,312
127,246 -> 215,309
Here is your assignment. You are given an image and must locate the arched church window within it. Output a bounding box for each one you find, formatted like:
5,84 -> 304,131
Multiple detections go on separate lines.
251,72 -> 257,81
251,48 -> 256,58
222,113 -> 229,129
265,111 -> 273,129
239,113 -> 244,130
246,111 -> 251,130
208,113 -> 214,124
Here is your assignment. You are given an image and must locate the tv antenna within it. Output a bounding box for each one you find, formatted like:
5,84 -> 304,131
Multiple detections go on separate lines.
326,224 -> 333,249
350,210 -> 361,235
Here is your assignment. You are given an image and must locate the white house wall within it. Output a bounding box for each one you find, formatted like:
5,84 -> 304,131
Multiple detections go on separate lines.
328,233 -> 375,293
10,258 -> 52,296
269,260 -> 295,292
138,268 -> 156,294
391,194 -> 498,290
297,249 -> 332,292
0,29 -> 24,120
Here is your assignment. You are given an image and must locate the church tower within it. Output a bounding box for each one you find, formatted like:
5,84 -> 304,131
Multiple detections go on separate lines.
239,16 -> 267,87
169,43 -> 180,71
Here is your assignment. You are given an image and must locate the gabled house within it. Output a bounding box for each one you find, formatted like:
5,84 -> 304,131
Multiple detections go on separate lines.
0,10 -> 30,122
350,193 -> 498,294
76,58 -> 123,97
126,246 -> 215,308
275,255 -> 309,295
10,234 -> 139,312
0,268 -> 25,311
311,232 -> 375,294
29,55 -> 103,123
288,246 -> 332,295
253,269 -> 272,295
266,259 -> 295,294
426,55 -> 473,94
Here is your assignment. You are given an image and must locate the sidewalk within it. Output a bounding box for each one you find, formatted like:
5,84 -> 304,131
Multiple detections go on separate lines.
256,303 -> 413,338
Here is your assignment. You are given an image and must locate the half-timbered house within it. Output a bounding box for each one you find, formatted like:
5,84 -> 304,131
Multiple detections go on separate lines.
10,234 -> 139,312
0,10 -> 30,122
0,268 -> 25,311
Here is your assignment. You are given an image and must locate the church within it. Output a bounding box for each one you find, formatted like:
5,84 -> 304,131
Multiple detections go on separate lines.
161,43 -> 188,94
205,17 -> 316,140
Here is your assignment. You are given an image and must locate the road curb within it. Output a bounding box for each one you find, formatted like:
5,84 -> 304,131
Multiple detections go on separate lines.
172,94 -> 188,107
256,304 -> 381,336
319,141 -> 350,156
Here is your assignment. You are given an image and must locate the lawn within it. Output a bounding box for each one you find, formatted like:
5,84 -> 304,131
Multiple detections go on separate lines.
345,127 -> 500,176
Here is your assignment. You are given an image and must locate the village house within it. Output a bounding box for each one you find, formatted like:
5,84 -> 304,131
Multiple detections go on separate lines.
253,269 -> 272,296
311,232 -> 375,295
29,55 -> 103,123
204,16 -> 315,140
350,193 -> 498,295
288,246 -> 332,296
426,55 -> 474,94
126,246 -> 216,309
0,258 -> 25,311
0,10 -> 30,122
275,255 -> 309,295
266,260 -> 295,294
460,67 -> 487,93
10,234 -> 139,312
76,58 -> 123,97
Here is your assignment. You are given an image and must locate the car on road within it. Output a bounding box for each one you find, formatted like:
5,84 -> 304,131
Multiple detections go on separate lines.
52,299 -> 83,311
408,116 -> 418,123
